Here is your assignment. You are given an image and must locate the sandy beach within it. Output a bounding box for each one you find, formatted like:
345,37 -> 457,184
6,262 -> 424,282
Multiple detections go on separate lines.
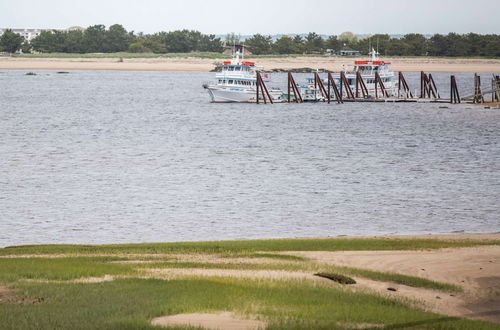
1,56 -> 499,72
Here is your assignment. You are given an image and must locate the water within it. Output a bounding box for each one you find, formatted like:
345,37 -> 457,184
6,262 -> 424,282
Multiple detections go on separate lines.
1,70 -> 499,247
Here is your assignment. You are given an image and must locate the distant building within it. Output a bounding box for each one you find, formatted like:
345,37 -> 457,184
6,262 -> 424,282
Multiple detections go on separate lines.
0,28 -> 66,42
339,50 -> 362,56
223,44 -> 252,56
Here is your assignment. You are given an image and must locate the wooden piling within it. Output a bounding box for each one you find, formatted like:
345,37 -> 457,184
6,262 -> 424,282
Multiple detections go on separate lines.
287,72 -> 302,103
355,72 -> 369,98
256,71 -> 273,104
398,72 -> 413,99
327,73 -> 342,104
420,72 -> 439,99
314,72 -> 328,101
340,71 -> 354,99
450,75 -> 460,104
374,72 -> 389,99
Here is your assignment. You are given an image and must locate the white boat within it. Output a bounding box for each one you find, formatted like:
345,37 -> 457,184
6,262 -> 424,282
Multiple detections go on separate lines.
297,49 -> 398,101
335,49 -> 397,97
203,51 -> 285,103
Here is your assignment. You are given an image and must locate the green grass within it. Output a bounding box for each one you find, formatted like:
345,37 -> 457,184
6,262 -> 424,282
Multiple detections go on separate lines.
133,259 -> 461,292
2,237 -> 498,256
1,237 -> 496,328
0,278 -> 496,330
0,257 -> 135,283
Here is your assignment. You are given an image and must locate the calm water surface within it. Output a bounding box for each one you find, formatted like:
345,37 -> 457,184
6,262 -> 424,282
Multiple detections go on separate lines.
0,70 -> 499,247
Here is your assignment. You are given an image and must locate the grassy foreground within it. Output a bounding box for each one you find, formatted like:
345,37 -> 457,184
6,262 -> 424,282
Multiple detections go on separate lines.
1,237 -> 499,329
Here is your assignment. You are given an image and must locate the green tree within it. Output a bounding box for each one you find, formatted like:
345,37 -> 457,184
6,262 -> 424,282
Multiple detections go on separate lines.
128,42 -> 146,53
338,31 -> 357,43
292,35 -> 304,54
324,35 -> 340,52
0,29 -> 24,53
21,40 -> 31,53
245,34 -> 272,55
106,24 -> 129,52
273,35 -> 301,54
304,32 -> 323,53
83,24 -> 107,52
163,30 -> 193,52
197,34 -> 222,52
402,34 -> 428,56
63,30 -> 85,53
386,39 -> 410,56
356,34 -> 391,55
142,38 -> 167,53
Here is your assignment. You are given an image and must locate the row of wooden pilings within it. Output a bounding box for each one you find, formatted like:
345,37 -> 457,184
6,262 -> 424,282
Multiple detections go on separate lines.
255,71 -> 500,105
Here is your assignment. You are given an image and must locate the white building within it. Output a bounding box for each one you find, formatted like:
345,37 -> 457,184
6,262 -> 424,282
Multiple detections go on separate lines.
0,28 -> 65,42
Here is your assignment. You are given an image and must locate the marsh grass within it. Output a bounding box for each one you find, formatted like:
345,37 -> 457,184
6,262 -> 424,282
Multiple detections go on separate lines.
0,278 -> 495,330
0,237 -> 496,329
134,259 -> 461,292
3,237 -> 498,255
0,257 -> 135,283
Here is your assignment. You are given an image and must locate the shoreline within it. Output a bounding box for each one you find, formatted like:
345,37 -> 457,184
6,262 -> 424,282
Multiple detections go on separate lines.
1,56 -> 500,72
2,232 -> 499,249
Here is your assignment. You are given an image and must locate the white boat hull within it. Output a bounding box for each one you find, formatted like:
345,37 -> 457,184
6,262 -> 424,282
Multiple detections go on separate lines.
205,86 -> 285,103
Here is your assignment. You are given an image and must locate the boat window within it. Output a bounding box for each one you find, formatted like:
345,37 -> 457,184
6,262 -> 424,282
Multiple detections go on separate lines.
228,80 -> 233,84
235,66 -> 241,71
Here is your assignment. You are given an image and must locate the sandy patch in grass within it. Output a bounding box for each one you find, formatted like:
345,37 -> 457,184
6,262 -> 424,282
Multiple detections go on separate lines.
143,268 -> 316,281
140,267 -> 482,322
151,311 -> 266,330
289,246 -> 500,292
22,275 -> 117,284
289,245 -> 500,323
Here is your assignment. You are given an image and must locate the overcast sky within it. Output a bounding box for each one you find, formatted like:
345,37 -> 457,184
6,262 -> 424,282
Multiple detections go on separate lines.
1,0 -> 499,35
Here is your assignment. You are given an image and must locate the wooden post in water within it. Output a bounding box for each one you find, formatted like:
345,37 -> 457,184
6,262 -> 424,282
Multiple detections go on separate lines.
420,71 -> 425,98
374,72 -> 388,99
287,72 -> 302,103
327,73 -> 342,104
286,72 -> 291,103
256,71 -> 273,104
494,76 -> 500,102
356,72 -> 368,98
398,72 -> 413,99
473,73 -> 484,104
340,71 -> 354,99
450,75 -> 460,104
314,72 -> 328,102
428,74 -> 440,99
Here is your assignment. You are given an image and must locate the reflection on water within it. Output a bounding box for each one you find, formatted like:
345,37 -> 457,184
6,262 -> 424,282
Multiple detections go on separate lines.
0,70 -> 499,247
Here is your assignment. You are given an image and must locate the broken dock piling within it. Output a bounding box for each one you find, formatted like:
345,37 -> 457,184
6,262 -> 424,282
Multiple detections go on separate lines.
255,71 -> 499,105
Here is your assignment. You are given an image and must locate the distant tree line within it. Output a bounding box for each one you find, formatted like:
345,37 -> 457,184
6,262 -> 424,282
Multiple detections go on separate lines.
1,25 -> 499,57
0,25 -> 223,54
246,32 -> 500,57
